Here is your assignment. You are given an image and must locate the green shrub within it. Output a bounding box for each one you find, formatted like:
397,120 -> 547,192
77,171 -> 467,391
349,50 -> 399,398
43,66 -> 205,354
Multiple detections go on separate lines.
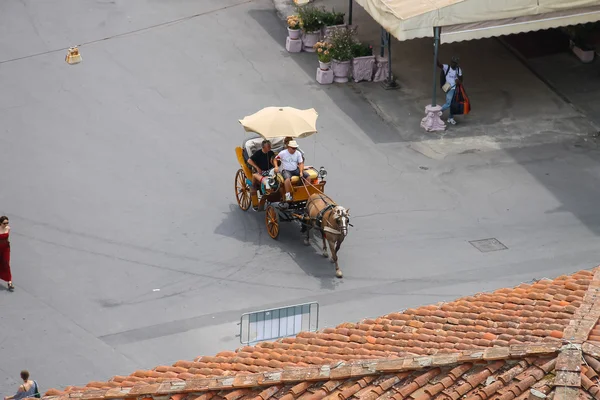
321,9 -> 345,26
296,5 -> 324,32
352,42 -> 373,57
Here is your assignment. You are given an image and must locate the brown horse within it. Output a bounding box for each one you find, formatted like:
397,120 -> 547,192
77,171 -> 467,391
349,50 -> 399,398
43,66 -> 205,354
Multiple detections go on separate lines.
302,193 -> 350,278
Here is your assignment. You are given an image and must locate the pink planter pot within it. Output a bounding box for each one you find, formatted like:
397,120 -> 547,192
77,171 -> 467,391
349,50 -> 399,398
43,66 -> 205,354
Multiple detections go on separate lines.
352,55 -> 375,82
570,40 -> 595,63
319,61 -> 331,70
302,31 -> 320,52
288,28 -> 301,40
332,59 -> 351,83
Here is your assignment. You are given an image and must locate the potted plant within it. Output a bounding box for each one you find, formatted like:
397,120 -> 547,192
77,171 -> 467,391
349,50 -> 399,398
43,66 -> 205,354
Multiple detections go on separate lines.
287,15 -> 301,40
351,42 -> 375,82
314,41 -> 333,70
566,24 -> 595,63
321,10 -> 346,39
297,5 -> 325,52
328,27 -> 356,83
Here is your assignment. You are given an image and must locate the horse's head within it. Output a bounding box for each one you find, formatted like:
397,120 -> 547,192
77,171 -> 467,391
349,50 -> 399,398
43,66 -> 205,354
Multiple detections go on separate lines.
333,206 -> 350,236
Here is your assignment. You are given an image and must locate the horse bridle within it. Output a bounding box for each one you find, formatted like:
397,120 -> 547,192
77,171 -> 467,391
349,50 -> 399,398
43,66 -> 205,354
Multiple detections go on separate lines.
333,206 -> 351,236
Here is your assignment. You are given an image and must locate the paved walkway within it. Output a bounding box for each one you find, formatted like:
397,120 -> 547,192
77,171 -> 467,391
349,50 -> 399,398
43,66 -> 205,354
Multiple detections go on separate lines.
275,0 -> 598,158
503,30 -> 600,130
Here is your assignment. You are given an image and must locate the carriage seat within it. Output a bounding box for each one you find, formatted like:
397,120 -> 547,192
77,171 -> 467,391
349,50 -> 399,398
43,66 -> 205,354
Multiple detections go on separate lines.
243,136 -> 305,162
285,167 -> 318,185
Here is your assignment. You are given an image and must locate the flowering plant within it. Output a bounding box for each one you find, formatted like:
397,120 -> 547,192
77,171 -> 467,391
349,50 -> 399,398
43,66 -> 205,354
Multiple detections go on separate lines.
313,41 -> 333,63
296,5 -> 324,32
287,15 -> 300,29
328,26 -> 357,62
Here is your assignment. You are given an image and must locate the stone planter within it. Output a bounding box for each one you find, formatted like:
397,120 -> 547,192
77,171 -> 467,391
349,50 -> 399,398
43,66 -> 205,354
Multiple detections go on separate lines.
352,55 -> 375,82
316,68 -> 334,84
332,59 -> 351,83
319,61 -> 331,70
373,56 -> 389,82
570,40 -> 594,63
302,30 -> 320,52
322,24 -> 347,41
288,28 -> 301,40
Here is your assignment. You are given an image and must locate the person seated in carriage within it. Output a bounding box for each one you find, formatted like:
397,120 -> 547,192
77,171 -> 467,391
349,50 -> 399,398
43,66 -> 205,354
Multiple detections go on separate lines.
274,140 -> 309,202
283,137 -> 305,161
247,139 -> 275,195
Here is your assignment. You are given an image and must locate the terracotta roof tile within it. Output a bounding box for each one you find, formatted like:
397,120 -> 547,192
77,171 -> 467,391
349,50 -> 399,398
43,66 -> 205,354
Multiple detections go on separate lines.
44,267 -> 600,400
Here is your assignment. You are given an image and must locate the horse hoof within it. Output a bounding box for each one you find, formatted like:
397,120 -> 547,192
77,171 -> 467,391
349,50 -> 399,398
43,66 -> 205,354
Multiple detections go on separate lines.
303,240 -> 310,246
336,270 -> 343,278
322,252 -> 328,258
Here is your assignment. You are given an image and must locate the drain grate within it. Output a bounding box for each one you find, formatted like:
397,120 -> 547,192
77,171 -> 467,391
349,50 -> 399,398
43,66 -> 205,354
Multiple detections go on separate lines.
469,238 -> 508,253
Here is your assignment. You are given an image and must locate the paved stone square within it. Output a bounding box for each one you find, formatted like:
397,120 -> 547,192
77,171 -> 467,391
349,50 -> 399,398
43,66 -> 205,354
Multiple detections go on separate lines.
2,0 -> 600,396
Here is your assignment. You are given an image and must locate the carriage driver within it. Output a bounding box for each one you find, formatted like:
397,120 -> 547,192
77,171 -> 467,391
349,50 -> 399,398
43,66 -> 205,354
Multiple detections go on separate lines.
248,139 -> 276,195
274,140 -> 309,202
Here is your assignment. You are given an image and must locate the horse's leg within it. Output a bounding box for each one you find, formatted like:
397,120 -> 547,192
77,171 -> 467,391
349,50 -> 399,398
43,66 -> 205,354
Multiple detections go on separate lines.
303,224 -> 311,246
321,232 -> 329,258
328,238 -> 342,278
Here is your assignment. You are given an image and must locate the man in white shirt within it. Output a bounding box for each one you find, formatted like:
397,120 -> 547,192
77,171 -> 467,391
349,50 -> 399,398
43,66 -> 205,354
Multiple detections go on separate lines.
437,56 -> 463,125
274,140 -> 309,202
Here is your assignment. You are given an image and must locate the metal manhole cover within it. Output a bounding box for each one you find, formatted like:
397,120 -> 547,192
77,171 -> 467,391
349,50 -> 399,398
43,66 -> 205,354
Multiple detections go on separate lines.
469,238 -> 507,253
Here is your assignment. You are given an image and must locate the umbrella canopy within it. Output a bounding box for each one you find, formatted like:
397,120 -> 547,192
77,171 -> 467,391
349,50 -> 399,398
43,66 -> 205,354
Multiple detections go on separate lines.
239,107 -> 318,139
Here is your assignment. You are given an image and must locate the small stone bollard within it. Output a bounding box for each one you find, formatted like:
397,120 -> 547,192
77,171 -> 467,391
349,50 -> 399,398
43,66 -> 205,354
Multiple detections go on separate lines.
286,37 -> 302,53
316,68 -> 334,84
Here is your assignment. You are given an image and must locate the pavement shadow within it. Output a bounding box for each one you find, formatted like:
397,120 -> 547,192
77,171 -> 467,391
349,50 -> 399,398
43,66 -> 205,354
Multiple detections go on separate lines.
247,8 -> 404,144
214,204 -> 341,289
503,139 -> 600,237
248,7 -> 596,147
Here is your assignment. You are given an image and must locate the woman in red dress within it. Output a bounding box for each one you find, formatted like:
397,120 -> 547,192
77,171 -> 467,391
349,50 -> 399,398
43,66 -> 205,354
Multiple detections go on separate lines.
0,216 -> 14,291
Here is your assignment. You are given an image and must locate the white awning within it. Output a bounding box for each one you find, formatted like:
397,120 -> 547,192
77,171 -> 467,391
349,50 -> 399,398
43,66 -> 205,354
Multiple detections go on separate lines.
354,0 -> 600,42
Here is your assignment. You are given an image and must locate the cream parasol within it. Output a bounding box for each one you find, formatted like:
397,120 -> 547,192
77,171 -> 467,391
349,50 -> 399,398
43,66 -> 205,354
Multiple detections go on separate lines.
239,107 -> 318,139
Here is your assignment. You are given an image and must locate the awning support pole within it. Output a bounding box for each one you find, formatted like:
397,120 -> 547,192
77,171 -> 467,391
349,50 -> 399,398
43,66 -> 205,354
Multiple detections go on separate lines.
420,25 -> 446,133
348,0 -> 353,25
432,26 -> 441,106
380,27 -> 385,57
382,31 -> 399,90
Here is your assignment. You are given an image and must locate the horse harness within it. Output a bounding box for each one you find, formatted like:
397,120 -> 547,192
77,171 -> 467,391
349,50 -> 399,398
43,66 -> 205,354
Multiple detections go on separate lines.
311,197 -> 342,236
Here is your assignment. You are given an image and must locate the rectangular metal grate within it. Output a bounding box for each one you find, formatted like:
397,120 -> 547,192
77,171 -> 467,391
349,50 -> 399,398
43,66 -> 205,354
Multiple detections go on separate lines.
239,302 -> 319,344
469,238 -> 508,253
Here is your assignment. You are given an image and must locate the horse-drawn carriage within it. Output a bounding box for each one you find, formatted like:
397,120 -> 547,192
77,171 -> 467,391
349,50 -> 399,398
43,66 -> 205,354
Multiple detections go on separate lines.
234,107 -> 350,278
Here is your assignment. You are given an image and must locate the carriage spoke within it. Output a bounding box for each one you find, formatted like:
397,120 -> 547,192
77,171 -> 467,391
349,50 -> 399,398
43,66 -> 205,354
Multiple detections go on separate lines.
266,206 -> 279,239
234,169 -> 251,211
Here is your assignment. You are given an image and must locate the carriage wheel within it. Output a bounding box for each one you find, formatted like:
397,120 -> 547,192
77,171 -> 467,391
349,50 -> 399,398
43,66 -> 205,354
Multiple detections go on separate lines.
235,169 -> 251,211
265,205 -> 280,239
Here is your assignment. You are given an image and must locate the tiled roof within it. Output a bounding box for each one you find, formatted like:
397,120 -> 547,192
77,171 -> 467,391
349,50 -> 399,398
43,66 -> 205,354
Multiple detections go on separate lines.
44,267 -> 600,400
